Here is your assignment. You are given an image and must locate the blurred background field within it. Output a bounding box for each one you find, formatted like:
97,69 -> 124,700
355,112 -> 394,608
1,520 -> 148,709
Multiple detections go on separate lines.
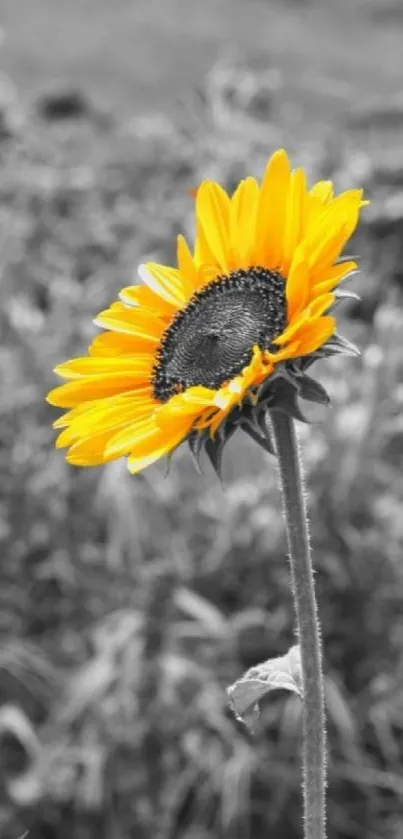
1,0 -> 403,837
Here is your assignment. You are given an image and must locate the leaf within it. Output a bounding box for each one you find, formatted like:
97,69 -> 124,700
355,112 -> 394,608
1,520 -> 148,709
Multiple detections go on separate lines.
227,645 -> 303,729
323,332 -> 360,357
296,374 -> 331,405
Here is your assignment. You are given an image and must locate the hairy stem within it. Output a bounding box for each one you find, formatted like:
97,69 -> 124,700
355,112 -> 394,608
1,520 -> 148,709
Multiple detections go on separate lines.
270,410 -> 327,839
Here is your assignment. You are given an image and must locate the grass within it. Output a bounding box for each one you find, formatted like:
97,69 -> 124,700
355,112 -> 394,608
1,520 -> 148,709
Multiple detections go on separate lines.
0,1 -> 403,837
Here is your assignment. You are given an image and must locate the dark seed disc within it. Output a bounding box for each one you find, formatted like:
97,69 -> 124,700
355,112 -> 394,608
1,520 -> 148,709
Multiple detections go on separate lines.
152,267 -> 287,402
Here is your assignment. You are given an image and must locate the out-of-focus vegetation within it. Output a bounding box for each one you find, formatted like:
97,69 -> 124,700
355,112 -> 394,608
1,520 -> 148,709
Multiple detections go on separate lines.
1,1 -> 403,836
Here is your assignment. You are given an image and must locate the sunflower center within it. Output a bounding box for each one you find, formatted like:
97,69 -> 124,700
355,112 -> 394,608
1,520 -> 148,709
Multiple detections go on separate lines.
152,267 -> 287,401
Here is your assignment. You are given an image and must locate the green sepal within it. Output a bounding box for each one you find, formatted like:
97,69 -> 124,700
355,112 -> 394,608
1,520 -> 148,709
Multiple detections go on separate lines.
294,373 -> 330,405
187,429 -> 209,474
321,332 -> 360,357
240,416 -> 276,455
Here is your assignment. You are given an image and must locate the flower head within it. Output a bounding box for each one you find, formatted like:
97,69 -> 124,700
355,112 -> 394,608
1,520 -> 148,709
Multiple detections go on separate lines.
48,149 -> 367,474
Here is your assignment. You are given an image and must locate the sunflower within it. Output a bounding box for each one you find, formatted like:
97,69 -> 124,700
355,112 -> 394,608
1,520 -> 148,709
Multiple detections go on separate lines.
47,149 -> 366,474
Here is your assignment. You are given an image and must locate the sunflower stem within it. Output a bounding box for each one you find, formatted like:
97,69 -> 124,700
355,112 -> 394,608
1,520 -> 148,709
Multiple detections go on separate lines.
270,410 -> 327,839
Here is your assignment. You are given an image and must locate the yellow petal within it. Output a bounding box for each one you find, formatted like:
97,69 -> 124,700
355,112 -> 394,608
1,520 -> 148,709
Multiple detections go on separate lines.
310,260 -> 358,295
56,425 -> 80,449
265,341 -> 300,364
310,181 -> 333,203
127,421 -> 191,474
54,355 -> 153,380
194,211 -> 218,268
197,264 -> 220,289
306,190 -> 363,279
95,304 -> 165,341
273,312 -> 308,346
156,386 -> 215,428
177,234 -> 200,296
66,428 -> 127,466
69,392 -> 155,436
281,168 -> 307,274
308,293 -> 335,318
285,245 -> 310,320
229,177 -> 260,268
104,417 -> 159,459
119,283 -> 174,315
53,402 -> 97,429
47,373 -> 150,408
292,316 -> 335,355
89,332 -> 158,356
195,181 -> 231,272
105,413 -> 192,471
255,148 -> 291,268
309,224 -> 351,283
139,263 -> 187,308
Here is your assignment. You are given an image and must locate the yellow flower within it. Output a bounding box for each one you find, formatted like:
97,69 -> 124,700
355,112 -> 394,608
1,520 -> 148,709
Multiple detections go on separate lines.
48,149 -> 367,474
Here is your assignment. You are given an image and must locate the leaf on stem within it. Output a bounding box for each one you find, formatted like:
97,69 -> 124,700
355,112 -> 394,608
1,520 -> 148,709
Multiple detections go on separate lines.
227,644 -> 303,730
